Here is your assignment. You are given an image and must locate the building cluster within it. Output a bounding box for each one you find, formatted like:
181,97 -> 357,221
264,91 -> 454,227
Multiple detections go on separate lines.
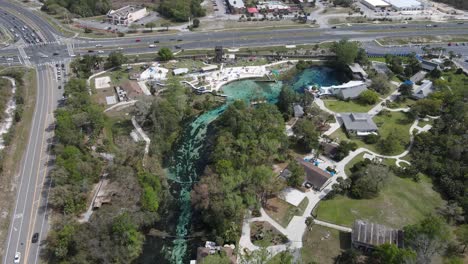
226,0 -> 300,15
360,0 -> 425,11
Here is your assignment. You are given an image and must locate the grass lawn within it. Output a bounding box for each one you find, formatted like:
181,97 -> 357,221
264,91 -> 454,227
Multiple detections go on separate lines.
264,197 -> 309,227
386,98 -> 417,109
250,221 -> 288,247
370,57 -> 386,63
301,225 -> 351,264
314,174 -> 445,228
330,111 -> 414,155
323,99 -> 375,113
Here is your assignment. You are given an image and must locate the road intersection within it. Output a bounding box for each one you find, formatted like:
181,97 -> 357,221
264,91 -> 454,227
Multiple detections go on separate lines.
0,0 -> 467,263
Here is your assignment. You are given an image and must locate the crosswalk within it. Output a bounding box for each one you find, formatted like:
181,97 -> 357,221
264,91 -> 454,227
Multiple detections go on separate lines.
36,60 -> 70,67
20,41 -> 62,48
17,46 -> 31,66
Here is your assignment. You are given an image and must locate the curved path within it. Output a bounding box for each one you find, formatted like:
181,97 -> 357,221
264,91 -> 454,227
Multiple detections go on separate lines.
239,87 -> 434,258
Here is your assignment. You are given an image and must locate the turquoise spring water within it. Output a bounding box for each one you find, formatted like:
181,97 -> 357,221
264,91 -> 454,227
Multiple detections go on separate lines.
142,67 -> 340,264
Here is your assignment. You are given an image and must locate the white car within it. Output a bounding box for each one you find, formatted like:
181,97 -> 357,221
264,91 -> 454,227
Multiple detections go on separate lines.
149,44 -> 155,48
117,47 -> 123,50
95,44 -> 103,47
14,252 -> 20,263
97,50 -> 104,54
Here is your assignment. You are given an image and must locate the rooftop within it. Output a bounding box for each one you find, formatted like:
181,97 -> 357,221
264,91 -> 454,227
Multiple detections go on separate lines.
412,80 -> 433,99
384,0 -> 422,8
108,5 -> 145,17
228,0 -> 245,9
339,113 -> 378,132
361,0 -> 391,7
297,158 -> 332,190
352,220 -> 404,248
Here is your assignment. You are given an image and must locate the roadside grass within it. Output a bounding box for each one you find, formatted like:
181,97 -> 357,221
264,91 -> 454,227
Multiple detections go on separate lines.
0,69 -> 36,257
301,225 -> 351,264
250,221 -> 288,247
386,97 -> 417,109
323,99 -> 375,113
314,174 -> 444,228
369,56 -> 386,63
264,197 -> 309,227
377,35 -> 468,46
330,111 -> 414,155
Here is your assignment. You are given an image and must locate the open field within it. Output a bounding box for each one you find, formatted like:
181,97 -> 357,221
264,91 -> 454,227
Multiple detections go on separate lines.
314,174 -> 445,228
264,197 -> 308,227
301,225 -> 351,264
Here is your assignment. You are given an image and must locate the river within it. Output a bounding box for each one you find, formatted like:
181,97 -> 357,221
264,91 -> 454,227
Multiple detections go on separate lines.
139,67 -> 341,264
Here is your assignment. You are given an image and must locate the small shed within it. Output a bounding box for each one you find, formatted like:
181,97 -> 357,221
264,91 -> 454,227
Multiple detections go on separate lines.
173,68 -> 189,75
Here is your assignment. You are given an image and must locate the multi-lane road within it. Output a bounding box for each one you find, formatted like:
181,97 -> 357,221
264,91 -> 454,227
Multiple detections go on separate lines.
0,1 -> 467,263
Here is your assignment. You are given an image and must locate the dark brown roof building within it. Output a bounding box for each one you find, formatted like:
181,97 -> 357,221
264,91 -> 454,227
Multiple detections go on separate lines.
352,220 -> 404,251
297,158 -> 332,191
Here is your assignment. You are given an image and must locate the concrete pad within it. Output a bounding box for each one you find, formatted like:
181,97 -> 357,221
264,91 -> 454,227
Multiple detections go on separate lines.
95,76 -> 111,89
105,96 -> 117,105
280,187 -> 306,207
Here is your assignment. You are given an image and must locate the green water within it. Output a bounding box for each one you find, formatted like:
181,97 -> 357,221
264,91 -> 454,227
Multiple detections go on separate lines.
141,67 -> 340,264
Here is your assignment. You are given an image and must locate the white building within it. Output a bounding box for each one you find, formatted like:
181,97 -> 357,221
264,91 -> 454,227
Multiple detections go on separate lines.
140,64 -> 169,81
412,80 -> 433,100
360,0 -> 391,10
384,0 -> 423,11
173,68 -> 189,76
106,6 -> 148,26
227,0 -> 245,14
319,81 -> 368,99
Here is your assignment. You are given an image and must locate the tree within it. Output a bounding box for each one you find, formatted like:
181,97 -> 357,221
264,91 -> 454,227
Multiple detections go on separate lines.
370,73 -> 391,95
111,213 -> 144,260
276,85 -> 297,119
105,51 -> 127,69
399,83 -> 413,97
385,54 -> 404,75
286,160 -> 305,188
371,243 -> 416,264
158,47 -> 174,61
334,141 -> 358,161
193,18 -> 200,28
335,248 -> 360,264
161,22 -> 171,31
404,215 -> 450,264
404,53 -> 421,77
357,90 -> 380,105
145,22 -> 156,31
429,68 -> 442,79
455,224 -> 468,253
351,164 -> 392,199
410,98 -> 442,117
378,130 -> 404,154
293,118 -> 320,153
356,48 -> 369,65
331,39 -> 359,69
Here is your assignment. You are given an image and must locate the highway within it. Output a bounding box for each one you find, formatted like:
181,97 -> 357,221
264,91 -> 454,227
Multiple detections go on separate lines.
0,1 -> 467,263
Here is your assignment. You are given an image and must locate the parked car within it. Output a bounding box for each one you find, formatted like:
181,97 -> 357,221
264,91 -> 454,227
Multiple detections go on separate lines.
14,252 -> 20,263
135,39 -> 141,42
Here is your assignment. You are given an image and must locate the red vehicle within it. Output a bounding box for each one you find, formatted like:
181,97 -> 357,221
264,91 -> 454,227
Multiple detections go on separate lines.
448,42 -> 452,46
135,39 -> 141,42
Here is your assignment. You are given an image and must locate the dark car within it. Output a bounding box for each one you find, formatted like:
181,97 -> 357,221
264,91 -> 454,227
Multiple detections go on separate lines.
331,26 -> 337,29
53,52 -> 59,56
154,40 -> 160,43
88,50 -> 94,53
177,39 -> 183,42
135,39 -> 141,42
175,45 -> 181,49
433,24 -> 438,27
32,233 -> 39,243
58,85 -> 62,89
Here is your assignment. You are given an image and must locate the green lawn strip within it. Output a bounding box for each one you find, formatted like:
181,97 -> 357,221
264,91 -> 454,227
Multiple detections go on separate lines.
264,197 -> 309,227
386,98 -> 417,109
323,99 -> 375,113
314,174 -> 444,228
370,57 -> 386,63
301,225 -> 351,264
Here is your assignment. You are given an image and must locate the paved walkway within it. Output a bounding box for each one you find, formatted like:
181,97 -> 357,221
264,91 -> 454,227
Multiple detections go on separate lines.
238,86 -> 435,258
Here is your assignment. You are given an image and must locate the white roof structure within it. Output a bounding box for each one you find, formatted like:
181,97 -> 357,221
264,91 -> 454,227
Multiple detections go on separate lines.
384,0 -> 422,9
173,68 -> 189,75
228,0 -> 245,9
105,96 -> 117,105
280,187 -> 306,207
319,81 -> 368,99
361,0 -> 391,8
201,65 -> 218,72
140,65 -> 169,81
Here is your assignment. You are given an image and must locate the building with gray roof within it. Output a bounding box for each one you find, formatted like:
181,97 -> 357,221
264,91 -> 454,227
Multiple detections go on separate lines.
293,104 -> 304,118
412,80 -> 434,100
320,81 -> 368,100
352,220 -> 404,251
339,113 -> 378,136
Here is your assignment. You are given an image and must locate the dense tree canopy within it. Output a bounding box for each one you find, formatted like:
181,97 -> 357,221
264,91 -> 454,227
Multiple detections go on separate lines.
105,51 -> 127,69
192,101 -> 288,241
331,39 -> 359,69
42,0 -> 111,17
350,164 -> 392,199
159,0 -> 206,22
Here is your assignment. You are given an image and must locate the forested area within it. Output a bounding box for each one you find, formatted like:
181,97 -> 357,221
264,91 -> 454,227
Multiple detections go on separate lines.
433,0 -> 468,10
45,78 -> 166,263
158,0 -> 206,22
191,101 -> 288,243
41,0 -> 111,17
